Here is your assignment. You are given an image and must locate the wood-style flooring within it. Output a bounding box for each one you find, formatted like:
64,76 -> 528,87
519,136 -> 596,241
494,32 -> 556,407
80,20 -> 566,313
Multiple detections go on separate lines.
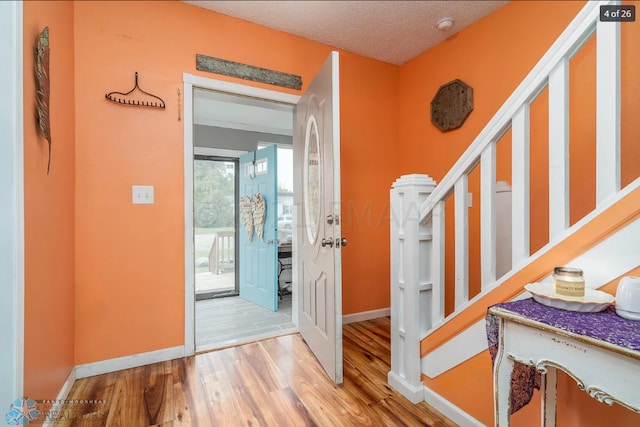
55,318 -> 456,426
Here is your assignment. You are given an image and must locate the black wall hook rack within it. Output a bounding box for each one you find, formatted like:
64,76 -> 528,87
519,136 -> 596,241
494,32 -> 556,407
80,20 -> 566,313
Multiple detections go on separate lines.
105,72 -> 165,109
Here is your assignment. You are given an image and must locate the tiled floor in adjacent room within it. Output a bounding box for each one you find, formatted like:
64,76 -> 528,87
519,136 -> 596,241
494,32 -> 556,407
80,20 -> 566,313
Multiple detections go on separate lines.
195,292 -> 295,351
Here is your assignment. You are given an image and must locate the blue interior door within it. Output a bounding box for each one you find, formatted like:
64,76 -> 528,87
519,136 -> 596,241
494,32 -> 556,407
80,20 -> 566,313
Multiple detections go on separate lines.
239,145 -> 278,311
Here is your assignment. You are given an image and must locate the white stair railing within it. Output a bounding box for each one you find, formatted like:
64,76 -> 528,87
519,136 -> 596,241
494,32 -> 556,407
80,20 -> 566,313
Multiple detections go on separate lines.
389,0 -> 623,402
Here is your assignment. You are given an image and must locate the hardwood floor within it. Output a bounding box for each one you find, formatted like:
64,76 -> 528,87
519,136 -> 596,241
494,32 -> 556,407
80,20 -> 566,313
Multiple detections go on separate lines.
55,318 -> 456,426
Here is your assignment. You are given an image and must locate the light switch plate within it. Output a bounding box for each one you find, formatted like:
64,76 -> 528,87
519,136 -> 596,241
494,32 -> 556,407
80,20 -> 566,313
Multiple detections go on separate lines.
132,185 -> 154,205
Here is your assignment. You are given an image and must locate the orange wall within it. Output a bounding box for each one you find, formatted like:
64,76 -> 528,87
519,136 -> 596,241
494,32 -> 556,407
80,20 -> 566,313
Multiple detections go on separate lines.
24,4 -> 639,422
23,1 -> 76,399
398,1 -> 586,313
402,0 -> 640,425
398,1 -> 586,177
398,0 -> 640,188
340,53 -> 398,314
398,1 -> 640,313
73,1 -> 398,364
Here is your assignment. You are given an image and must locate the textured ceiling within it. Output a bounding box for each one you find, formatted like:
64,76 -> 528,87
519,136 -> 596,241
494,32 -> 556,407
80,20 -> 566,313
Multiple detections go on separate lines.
184,1 -> 508,65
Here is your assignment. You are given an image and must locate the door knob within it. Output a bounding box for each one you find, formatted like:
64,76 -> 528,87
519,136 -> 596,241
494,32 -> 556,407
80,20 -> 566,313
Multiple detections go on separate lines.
321,238 -> 334,248
340,238 -> 347,247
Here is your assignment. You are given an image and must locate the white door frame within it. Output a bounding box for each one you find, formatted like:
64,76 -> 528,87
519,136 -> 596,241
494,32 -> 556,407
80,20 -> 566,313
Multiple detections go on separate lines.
0,0 -> 25,404
182,73 -> 300,356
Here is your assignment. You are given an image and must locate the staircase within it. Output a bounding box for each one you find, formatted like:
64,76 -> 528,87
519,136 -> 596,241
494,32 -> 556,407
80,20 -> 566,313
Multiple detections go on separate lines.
388,0 -> 639,424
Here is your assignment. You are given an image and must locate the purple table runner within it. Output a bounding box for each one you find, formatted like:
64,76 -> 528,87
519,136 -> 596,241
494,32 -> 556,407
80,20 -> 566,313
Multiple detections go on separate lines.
486,298 -> 640,414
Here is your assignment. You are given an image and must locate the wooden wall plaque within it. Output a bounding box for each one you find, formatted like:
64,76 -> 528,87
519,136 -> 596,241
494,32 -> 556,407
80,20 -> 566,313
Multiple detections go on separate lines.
196,54 -> 302,90
430,79 -> 473,132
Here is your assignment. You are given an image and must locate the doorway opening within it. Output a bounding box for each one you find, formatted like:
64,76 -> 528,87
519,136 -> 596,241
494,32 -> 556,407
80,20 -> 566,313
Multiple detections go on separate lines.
191,86 -> 297,352
185,52 -> 342,382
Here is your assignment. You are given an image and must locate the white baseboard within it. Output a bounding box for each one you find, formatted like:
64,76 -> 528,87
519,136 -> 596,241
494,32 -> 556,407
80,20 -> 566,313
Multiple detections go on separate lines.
42,367 -> 76,427
75,345 -> 185,379
388,371 -> 424,404
343,307 -> 390,324
423,385 -> 486,427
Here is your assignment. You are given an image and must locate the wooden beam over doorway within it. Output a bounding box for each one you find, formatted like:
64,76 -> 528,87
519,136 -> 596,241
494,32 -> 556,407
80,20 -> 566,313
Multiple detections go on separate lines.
196,54 -> 302,90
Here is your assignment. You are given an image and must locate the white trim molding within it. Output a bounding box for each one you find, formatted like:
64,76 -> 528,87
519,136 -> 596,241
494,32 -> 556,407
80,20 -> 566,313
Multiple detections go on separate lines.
183,73 -> 300,355
421,319 -> 488,378
421,215 -> 640,378
75,346 -> 185,379
0,0 -> 24,407
343,308 -> 390,325
183,78 -> 195,357
42,368 -> 77,427
388,371 -> 425,404
423,385 -> 485,427
183,73 -> 300,105
420,178 -> 640,345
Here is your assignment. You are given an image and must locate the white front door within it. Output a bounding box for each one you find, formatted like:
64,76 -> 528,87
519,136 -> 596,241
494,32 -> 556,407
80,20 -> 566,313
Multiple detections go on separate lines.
294,51 -> 343,383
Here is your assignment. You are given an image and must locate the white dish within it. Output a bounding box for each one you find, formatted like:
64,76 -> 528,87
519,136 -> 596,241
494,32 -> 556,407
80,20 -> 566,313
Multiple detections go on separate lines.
524,282 -> 615,313
615,308 -> 640,321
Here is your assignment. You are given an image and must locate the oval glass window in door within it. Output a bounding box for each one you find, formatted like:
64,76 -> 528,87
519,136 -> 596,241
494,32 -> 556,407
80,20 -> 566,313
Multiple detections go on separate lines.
304,114 -> 322,245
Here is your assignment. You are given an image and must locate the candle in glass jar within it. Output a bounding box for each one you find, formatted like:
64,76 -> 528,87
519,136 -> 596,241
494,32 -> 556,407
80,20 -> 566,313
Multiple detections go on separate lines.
553,267 -> 585,298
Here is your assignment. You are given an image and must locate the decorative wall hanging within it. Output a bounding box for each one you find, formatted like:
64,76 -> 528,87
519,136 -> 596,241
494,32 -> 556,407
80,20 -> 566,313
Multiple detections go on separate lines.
105,72 -> 166,108
253,193 -> 266,242
196,54 -> 302,90
239,193 -> 267,243
430,79 -> 474,132
35,27 -> 51,174
240,195 -> 255,243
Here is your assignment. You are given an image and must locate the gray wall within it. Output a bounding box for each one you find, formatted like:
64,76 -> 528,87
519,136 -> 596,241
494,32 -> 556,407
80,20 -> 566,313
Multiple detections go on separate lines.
194,125 -> 292,151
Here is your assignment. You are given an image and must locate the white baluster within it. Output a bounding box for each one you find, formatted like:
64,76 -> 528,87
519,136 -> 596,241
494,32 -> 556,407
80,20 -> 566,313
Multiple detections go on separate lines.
431,200 -> 446,326
481,142 -> 496,289
596,18 -> 621,205
549,58 -> 570,240
512,104 -> 531,266
454,176 -> 469,307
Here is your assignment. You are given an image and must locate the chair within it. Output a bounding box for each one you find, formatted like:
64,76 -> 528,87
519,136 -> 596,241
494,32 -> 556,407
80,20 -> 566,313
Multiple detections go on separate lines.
208,231 -> 235,274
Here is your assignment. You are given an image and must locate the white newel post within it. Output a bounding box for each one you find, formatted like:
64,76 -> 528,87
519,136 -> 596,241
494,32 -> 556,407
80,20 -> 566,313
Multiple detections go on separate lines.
388,174 -> 437,404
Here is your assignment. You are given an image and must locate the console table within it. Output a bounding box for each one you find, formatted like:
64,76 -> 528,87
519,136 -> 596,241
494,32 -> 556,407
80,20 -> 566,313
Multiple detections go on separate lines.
488,299 -> 640,426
